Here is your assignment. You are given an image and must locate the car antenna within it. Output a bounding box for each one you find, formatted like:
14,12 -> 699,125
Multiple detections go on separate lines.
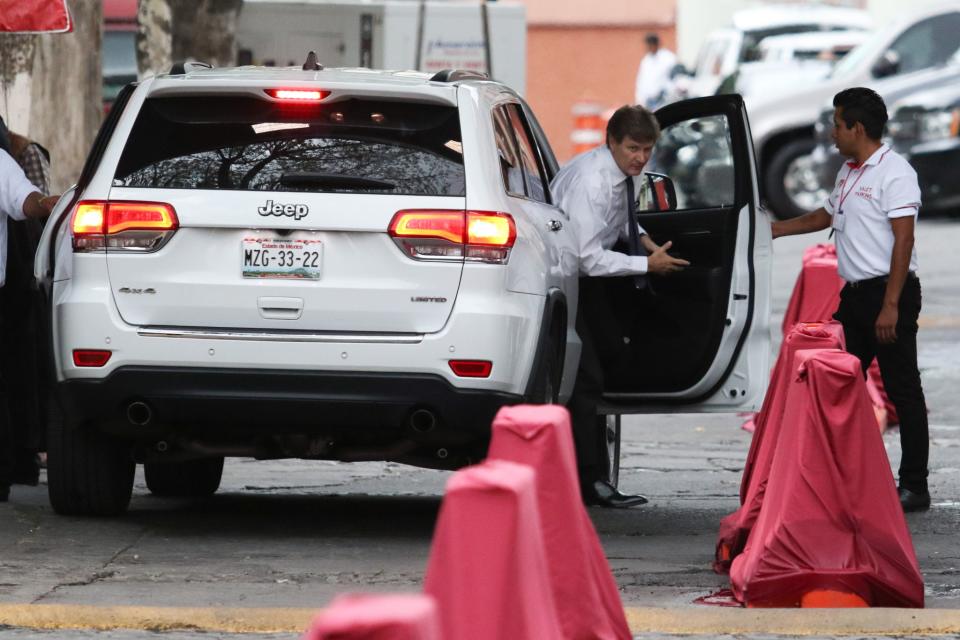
302,51 -> 323,71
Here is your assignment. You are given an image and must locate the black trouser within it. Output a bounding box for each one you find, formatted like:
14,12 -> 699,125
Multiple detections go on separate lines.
834,274 -> 929,493
0,290 -> 12,489
569,277 -> 635,488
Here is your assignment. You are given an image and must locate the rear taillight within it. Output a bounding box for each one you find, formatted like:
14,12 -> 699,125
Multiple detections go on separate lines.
72,349 -> 112,367
388,210 -> 516,264
71,201 -> 178,252
449,360 -> 493,378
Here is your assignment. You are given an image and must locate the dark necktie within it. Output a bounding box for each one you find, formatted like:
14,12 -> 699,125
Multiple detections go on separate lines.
625,177 -> 649,290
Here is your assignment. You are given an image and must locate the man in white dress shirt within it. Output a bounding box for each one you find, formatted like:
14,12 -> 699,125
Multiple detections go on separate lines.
772,87 -> 931,512
635,33 -> 677,110
552,105 -> 688,508
0,149 -> 58,502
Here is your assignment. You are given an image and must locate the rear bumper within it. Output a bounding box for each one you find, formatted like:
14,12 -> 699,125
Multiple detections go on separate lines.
59,366 -> 521,448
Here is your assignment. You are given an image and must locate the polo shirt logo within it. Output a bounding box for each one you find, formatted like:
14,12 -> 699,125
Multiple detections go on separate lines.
856,186 -> 874,200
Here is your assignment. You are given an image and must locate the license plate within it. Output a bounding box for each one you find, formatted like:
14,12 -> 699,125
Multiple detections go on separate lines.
241,238 -> 323,280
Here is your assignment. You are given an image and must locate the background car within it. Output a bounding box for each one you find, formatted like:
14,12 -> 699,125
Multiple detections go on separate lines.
35,66 -> 771,516
747,3 -> 960,219
724,30 -> 871,103
887,82 -> 960,213
686,4 -> 872,99
810,70 -> 960,216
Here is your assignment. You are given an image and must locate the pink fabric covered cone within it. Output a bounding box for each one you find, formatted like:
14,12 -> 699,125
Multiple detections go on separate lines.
423,459 -> 564,639
717,322 -> 845,573
302,593 -> 440,640
777,243 -> 897,427
730,349 -> 923,608
487,405 -> 631,640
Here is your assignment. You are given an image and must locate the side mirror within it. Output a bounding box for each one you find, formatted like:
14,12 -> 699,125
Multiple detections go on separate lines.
872,50 -> 900,78
637,172 -> 677,212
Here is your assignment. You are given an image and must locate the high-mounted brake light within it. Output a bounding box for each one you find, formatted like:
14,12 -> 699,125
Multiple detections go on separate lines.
265,89 -> 330,102
72,201 -> 178,252
388,210 -> 516,264
73,349 -> 112,367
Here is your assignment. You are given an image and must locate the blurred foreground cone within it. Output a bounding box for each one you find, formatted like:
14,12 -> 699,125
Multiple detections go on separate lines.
730,349 -> 923,608
488,405 -> 631,639
717,322 -> 845,573
302,593 -> 439,640
423,460 -> 563,639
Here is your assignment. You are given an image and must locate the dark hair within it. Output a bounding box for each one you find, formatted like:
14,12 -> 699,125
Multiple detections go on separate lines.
645,33 -> 660,47
607,105 -> 660,145
833,87 -> 888,140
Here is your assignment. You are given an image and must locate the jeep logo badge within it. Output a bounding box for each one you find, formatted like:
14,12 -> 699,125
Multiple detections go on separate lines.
257,199 -> 309,220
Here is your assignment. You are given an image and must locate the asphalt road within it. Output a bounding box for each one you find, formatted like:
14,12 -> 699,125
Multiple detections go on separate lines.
1,217 -> 959,638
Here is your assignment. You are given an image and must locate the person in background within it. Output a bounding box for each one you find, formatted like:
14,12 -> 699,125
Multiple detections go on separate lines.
634,33 -> 677,110
0,117 -> 50,489
772,87 -> 931,512
552,105 -> 688,508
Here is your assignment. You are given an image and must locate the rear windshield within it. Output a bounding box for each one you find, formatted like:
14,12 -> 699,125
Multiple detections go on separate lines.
113,95 -> 465,196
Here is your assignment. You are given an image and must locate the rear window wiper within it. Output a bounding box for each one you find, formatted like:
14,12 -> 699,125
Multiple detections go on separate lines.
279,172 -> 396,190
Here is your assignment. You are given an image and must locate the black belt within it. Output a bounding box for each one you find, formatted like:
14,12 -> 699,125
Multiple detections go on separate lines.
846,271 -> 917,289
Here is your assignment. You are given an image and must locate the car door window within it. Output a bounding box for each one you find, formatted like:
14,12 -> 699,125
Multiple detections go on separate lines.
643,114 -> 735,211
887,13 -> 960,75
505,104 -> 550,205
492,105 -> 527,197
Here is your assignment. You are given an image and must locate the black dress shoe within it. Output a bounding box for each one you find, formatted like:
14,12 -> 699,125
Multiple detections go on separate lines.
898,486 -> 931,512
583,480 -> 648,509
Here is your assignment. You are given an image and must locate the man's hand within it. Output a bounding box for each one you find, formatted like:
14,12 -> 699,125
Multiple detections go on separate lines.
22,192 -> 59,219
875,303 -> 898,344
647,240 -> 690,274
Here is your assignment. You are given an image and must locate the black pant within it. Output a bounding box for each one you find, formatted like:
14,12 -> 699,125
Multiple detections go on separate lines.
568,277 -> 636,488
834,275 -> 929,493
0,291 -> 11,489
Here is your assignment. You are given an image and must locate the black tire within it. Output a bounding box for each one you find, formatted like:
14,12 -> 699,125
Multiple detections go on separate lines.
47,420 -> 135,517
764,138 -> 820,220
603,414 -> 621,488
144,457 -> 224,497
529,336 -> 561,404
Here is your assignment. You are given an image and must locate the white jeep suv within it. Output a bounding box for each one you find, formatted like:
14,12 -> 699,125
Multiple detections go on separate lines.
36,62 -> 771,515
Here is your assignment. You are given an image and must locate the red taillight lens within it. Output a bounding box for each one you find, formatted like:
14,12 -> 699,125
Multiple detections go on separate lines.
265,88 -> 330,101
72,201 -> 178,252
389,211 -> 465,244
73,349 -> 111,367
106,202 -> 178,234
388,210 -> 515,263
449,360 -> 493,378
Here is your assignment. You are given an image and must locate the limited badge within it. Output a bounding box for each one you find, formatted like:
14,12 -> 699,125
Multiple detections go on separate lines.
832,210 -> 846,232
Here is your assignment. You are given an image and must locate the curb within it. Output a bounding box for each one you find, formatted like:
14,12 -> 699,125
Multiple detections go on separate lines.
2,604 -> 960,635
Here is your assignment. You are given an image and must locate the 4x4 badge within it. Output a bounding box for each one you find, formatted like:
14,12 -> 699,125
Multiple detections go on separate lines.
257,199 -> 309,220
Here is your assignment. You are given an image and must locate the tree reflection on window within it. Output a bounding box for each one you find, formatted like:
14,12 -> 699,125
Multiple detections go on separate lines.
118,136 -> 466,196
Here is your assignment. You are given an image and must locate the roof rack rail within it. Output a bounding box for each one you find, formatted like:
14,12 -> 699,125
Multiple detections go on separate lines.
430,69 -> 489,83
168,60 -> 213,75
302,51 -> 323,71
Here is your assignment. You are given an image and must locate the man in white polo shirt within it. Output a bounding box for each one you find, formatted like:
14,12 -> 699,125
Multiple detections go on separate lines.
0,148 -> 58,502
771,87 -> 930,512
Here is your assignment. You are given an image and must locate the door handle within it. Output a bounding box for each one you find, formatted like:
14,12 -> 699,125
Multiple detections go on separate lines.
547,219 -> 563,232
